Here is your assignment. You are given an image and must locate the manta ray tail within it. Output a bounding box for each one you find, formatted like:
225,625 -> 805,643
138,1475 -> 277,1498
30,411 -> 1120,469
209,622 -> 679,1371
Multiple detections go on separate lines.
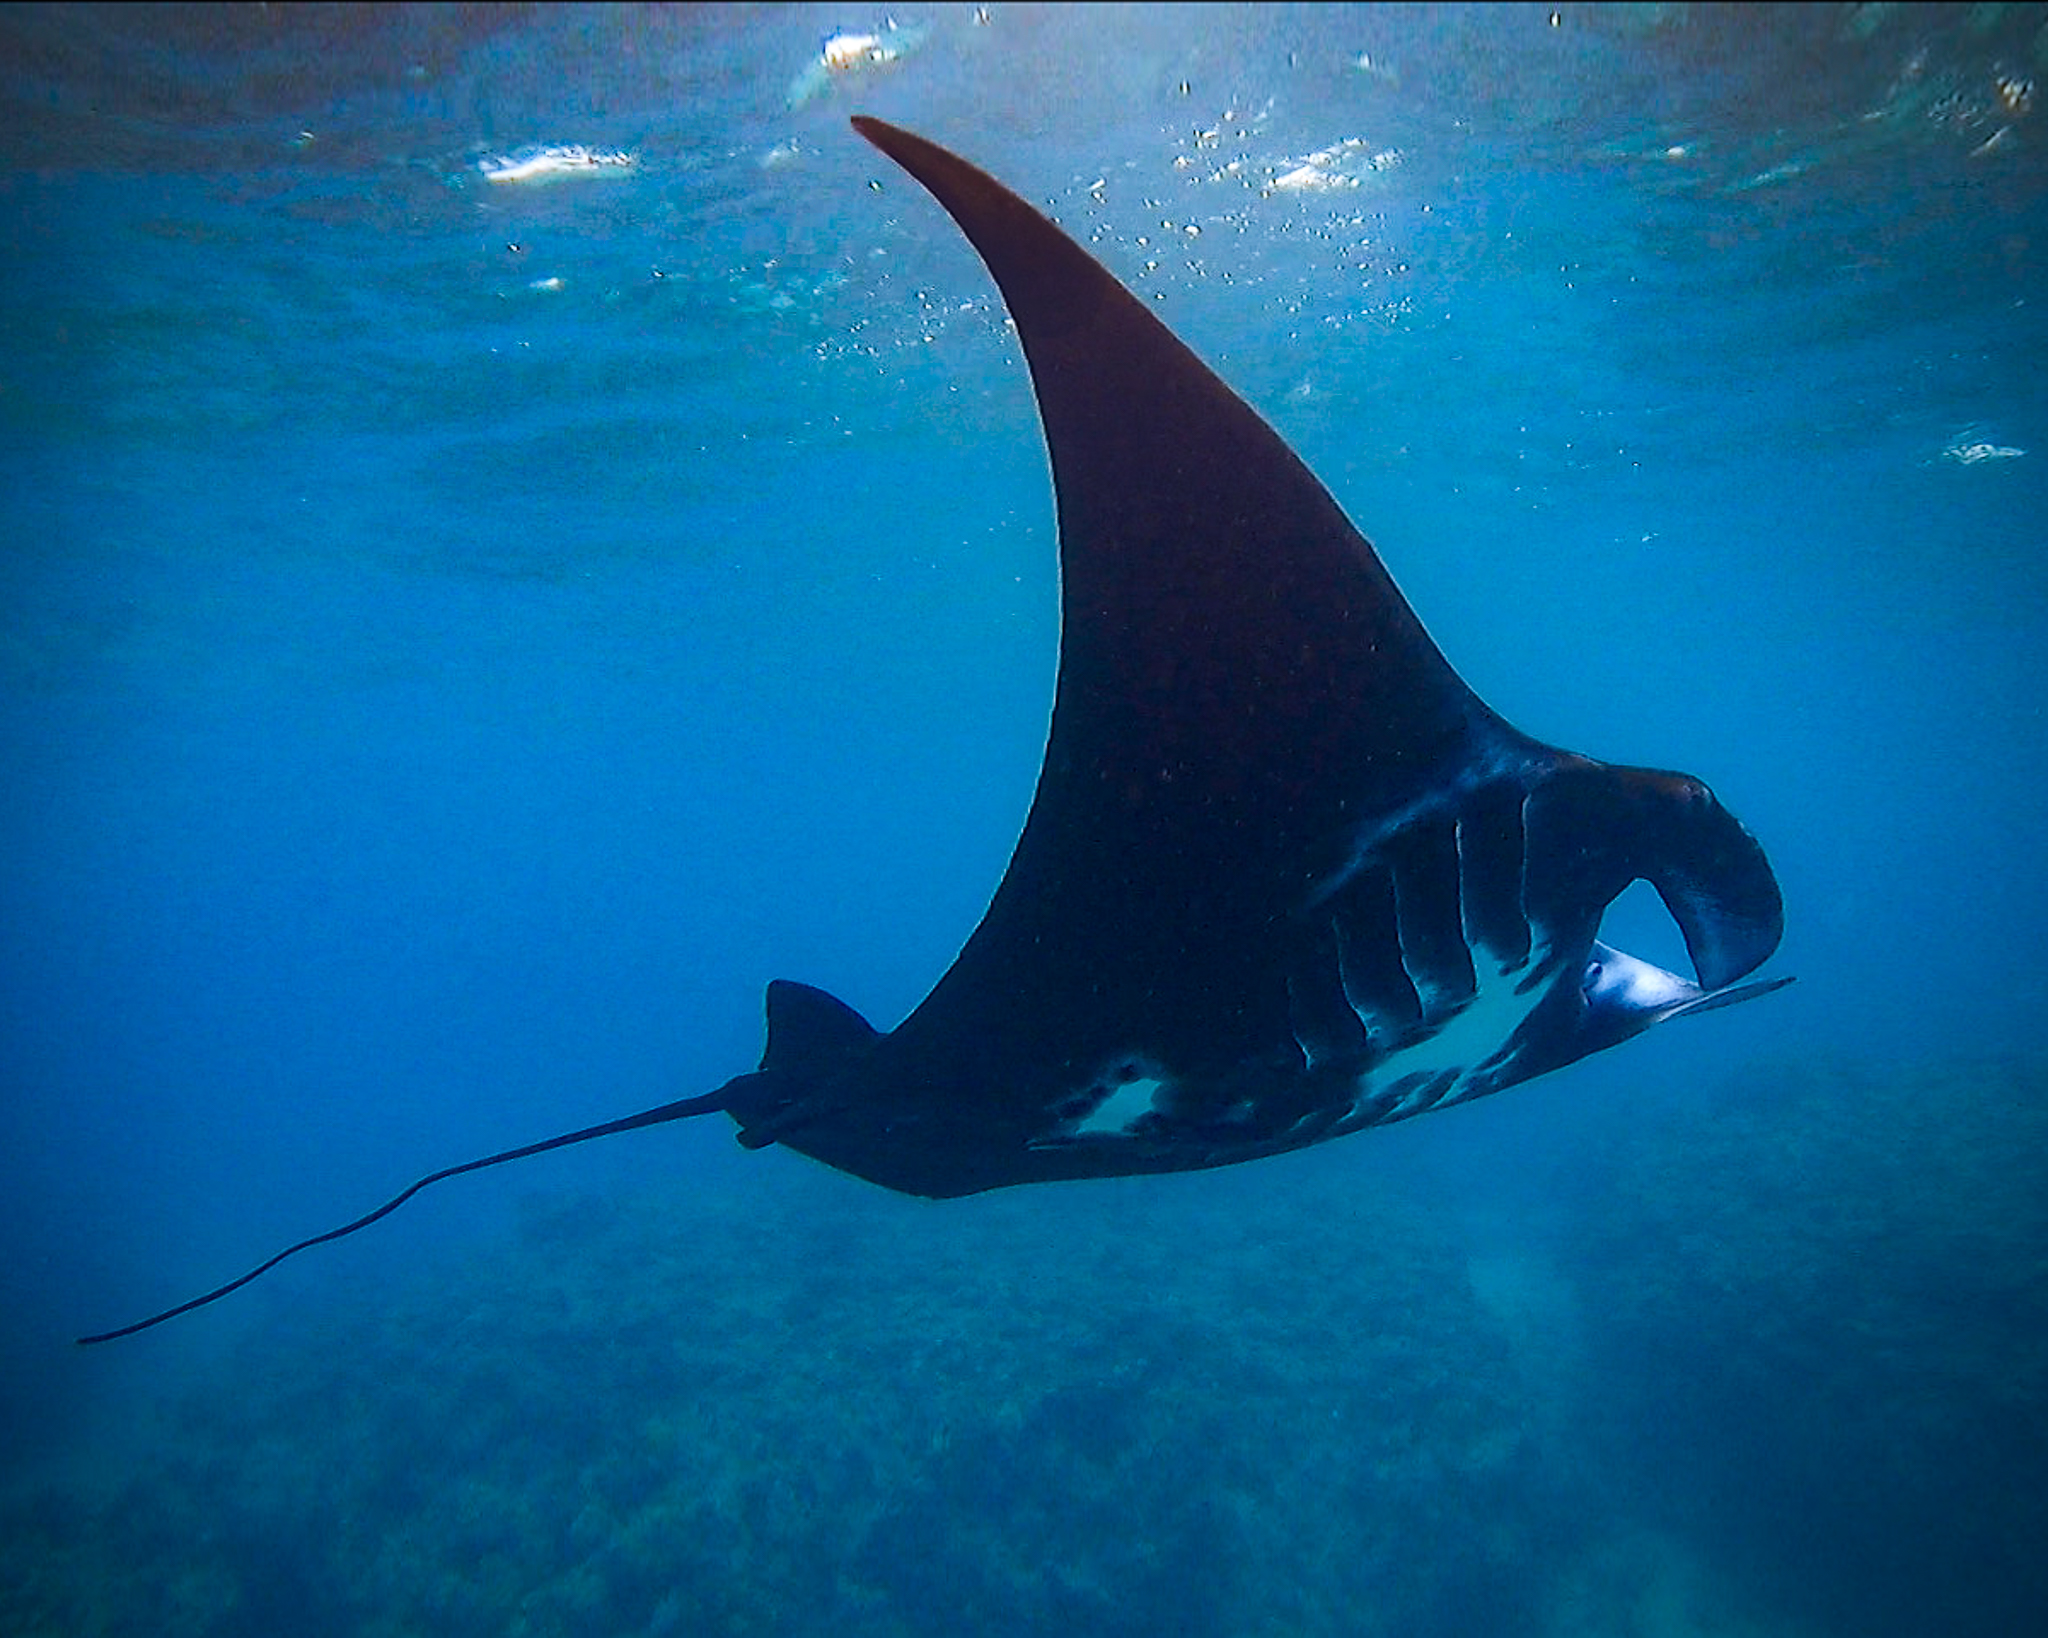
74,1089 -> 732,1345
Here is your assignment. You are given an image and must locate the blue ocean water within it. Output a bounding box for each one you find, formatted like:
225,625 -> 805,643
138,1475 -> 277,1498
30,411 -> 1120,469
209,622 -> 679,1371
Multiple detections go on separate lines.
3,4 -> 2045,1634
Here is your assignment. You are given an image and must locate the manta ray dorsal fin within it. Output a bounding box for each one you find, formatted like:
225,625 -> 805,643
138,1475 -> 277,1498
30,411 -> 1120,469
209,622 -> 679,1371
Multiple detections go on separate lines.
761,979 -> 880,1076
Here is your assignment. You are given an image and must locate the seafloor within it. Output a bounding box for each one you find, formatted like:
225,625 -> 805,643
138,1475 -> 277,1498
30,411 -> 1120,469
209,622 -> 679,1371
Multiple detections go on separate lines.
8,1054 -> 2044,1638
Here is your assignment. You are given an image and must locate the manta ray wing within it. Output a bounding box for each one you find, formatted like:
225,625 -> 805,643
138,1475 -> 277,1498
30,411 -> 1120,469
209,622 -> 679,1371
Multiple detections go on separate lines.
715,119 -> 1786,1195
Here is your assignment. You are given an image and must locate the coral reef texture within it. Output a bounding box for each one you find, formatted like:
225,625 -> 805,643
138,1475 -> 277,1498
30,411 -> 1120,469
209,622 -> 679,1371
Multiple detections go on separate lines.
8,1055 -> 2044,1637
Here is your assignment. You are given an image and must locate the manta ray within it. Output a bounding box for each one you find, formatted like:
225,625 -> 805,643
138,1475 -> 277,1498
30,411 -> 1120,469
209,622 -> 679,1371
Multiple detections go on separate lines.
80,119 -> 1787,1344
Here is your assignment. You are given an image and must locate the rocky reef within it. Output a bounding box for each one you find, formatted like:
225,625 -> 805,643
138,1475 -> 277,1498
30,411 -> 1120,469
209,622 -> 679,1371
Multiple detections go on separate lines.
6,1053 -> 2043,1637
